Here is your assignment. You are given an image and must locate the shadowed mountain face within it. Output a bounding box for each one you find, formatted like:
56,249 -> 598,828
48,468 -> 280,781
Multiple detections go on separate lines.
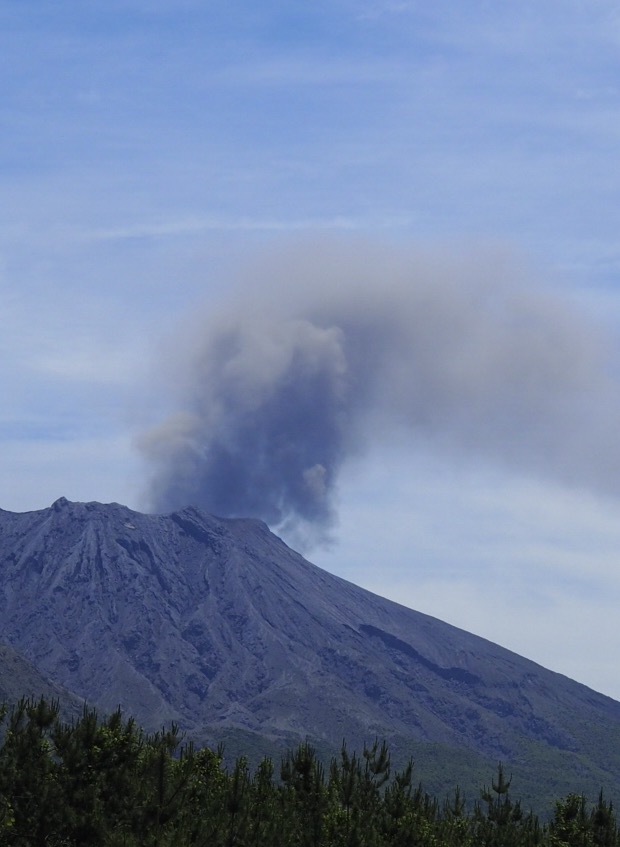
0,641 -> 83,719
1,498 -> 620,796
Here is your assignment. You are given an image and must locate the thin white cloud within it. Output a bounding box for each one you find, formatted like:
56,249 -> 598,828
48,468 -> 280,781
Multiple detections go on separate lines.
80,211 -> 421,245
211,55 -> 409,87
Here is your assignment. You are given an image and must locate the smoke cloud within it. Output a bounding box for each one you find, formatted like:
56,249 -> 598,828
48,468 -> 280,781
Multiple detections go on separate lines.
140,239 -> 620,546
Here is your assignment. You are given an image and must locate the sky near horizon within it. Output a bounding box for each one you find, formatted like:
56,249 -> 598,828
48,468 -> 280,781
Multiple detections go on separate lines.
3,1 -> 620,698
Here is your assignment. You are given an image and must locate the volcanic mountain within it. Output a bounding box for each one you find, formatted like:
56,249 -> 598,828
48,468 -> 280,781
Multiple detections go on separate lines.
1,497 -> 619,805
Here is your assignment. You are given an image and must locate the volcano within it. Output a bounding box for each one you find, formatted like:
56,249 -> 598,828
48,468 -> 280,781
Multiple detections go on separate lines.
0,497 -> 619,805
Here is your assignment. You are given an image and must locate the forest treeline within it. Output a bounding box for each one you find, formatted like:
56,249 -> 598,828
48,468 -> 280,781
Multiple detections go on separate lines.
0,697 -> 617,846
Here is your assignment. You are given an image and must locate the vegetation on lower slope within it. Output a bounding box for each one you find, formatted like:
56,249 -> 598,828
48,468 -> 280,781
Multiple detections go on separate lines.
0,697 -> 619,846
198,724 -> 620,819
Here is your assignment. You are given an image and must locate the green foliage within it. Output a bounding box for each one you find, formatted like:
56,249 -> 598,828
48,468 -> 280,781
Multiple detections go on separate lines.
0,697 -> 617,846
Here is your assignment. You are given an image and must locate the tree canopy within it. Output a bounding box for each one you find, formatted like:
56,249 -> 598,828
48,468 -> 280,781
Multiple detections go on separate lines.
0,697 -> 616,846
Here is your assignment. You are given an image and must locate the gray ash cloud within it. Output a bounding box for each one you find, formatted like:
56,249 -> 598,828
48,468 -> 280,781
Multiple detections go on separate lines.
140,240 -> 620,546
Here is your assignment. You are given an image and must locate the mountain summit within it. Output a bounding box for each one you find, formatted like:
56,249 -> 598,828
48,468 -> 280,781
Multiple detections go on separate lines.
1,498 -> 619,802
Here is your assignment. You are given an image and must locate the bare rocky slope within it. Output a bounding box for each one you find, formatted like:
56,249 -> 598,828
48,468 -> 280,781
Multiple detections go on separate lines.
1,497 -> 619,804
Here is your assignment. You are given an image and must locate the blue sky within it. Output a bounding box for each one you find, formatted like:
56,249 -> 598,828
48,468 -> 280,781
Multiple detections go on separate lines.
3,0 -> 620,697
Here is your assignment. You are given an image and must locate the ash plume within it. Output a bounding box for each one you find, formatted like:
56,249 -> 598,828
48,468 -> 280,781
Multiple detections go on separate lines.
140,240 -> 620,546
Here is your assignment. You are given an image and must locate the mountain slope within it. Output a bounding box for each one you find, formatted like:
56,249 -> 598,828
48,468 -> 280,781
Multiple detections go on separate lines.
0,497 -> 619,804
0,640 -> 83,718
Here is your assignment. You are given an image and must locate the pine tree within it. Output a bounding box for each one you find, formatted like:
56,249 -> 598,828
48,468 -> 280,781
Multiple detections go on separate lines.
0,697 -> 64,846
474,763 -> 526,847
591,791 -> 617,847
281,742 -> 327,847
550,793 -> 593,847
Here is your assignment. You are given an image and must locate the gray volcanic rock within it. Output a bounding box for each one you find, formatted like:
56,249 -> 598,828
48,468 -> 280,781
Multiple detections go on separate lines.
1,497 -> 620,802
